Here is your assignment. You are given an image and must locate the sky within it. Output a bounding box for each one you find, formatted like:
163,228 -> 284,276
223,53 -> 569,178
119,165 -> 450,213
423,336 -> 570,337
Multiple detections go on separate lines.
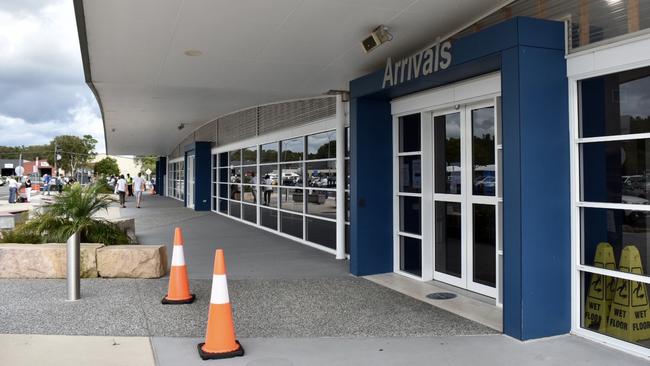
0,0 -> 105,153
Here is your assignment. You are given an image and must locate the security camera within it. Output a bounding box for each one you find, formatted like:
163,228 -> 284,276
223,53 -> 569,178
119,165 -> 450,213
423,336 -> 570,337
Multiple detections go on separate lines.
361,25 -> 393,53
177,123 -> 185,131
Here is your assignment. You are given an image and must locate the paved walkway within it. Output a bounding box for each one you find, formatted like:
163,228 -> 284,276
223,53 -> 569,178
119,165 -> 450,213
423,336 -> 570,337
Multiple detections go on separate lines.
1,194 -> 648,364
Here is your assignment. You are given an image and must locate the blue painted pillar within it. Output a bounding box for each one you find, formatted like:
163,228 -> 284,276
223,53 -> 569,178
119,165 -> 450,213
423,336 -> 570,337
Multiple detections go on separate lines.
185,142 -> 211,211
501,45 -> 571,340
350,97 -> 393,276
156,157 -> 166,196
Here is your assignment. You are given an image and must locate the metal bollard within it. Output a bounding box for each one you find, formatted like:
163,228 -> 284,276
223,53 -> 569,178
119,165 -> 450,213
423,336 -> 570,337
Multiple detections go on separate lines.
66,232 -> 81,301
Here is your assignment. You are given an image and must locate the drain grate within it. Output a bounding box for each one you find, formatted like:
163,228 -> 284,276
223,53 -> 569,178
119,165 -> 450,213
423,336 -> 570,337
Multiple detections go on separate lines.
426,292 -> 457,300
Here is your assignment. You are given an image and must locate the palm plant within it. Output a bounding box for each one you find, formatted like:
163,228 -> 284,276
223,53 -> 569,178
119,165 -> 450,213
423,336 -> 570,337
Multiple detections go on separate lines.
14,183 -> 132,245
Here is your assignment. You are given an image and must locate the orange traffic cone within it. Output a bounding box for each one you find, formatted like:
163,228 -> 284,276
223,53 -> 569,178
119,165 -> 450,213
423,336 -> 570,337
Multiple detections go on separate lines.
162,227 -> 195,304
197,249 -> 244,360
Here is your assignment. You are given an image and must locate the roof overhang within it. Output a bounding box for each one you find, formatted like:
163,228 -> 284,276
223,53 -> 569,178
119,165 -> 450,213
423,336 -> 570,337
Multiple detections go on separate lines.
74,0 -> 511,156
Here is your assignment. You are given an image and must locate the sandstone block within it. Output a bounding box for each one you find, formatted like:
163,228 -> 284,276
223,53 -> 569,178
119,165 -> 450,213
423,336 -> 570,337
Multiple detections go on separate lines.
97,245 -> 167,278
0,243 -> 104,278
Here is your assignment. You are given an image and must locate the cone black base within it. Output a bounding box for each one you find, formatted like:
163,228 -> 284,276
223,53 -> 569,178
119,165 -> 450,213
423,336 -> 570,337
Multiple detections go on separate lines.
197,340 -> 245,360
161,294 -> 195,305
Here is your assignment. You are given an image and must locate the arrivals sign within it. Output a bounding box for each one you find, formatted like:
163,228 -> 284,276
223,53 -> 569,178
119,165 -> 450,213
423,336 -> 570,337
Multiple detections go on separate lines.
382,40 -> 452,89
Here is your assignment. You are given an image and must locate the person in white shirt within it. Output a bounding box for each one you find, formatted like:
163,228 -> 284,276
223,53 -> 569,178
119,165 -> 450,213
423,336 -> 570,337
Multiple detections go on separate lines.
7,176 -> 19,203
114,174 -> 127,208
133,173 -> 146,208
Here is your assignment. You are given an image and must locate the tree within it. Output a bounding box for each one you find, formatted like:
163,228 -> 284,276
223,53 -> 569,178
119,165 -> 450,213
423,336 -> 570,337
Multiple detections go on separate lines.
93,157 -> 120,177
45,135 -> 97,176
135,156 -> 157,175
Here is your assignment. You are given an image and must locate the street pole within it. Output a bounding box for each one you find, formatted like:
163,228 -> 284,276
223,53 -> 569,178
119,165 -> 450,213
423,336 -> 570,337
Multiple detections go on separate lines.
66,232 -> 81,301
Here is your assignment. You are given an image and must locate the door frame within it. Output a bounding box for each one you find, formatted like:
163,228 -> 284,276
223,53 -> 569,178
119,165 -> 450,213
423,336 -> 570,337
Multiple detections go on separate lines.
187,154 -> 195,209
391,72 -> 502,302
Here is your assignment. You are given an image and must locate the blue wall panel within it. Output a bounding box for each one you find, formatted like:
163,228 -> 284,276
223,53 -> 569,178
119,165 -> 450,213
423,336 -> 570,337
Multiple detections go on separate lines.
517,46 -> 571,339
156,157 -> 166,196
349,97 -> 393,276
184,142 -> 211,211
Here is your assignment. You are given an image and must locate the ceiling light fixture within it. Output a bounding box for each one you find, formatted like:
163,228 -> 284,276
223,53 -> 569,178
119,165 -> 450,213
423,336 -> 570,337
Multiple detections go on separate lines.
361,25 -> 393,53
177,123 -> 185,131
184,49 -> 203,56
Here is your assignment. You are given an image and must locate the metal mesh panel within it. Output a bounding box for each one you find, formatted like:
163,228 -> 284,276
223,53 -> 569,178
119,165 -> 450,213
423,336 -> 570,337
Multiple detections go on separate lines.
217,107 -> 257,145
453,0 -> 650,51
195,120 -> 217,142
258,97 -> 336,135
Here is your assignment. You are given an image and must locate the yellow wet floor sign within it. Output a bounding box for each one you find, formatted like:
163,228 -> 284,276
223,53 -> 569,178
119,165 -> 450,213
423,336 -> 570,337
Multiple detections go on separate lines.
606,245 -> 650,342
584,242 -> 616,332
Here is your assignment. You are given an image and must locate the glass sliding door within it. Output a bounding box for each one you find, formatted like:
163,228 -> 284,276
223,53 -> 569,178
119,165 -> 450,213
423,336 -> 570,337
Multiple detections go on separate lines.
432,103 -> 498,298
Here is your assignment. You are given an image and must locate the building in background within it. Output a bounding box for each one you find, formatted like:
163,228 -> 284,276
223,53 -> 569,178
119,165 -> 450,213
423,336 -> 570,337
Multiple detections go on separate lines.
75,0 -> 650,358
92,154 -> 142,178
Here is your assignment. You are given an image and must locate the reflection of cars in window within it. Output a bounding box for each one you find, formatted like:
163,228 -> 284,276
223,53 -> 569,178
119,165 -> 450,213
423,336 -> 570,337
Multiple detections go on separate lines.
622,175 -> 646,197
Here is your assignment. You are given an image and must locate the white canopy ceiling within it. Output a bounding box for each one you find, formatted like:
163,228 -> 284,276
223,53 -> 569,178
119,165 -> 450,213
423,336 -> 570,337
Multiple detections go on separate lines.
77,0 -> 509,155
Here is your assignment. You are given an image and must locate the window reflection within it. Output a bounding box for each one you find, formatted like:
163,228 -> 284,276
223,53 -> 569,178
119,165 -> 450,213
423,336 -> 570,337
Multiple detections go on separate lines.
281,138 -> 303,162
399,114 -> 421,152
242,185 -> 256,203
434,113 -> 461,194
307,131 -> 336,160
306,161 -> 336,188
435,202 -> 462,278
472,107 -> 495,196
229,149 -> 241,166
306,190 -> 336,220
280,163 -> 303,186
280,188 -> 303,212
260,143 -> 279,163
581,66 -> 650,138
399,156 -> 421,193
582,139 -> 650,203
242,146 -> 257,165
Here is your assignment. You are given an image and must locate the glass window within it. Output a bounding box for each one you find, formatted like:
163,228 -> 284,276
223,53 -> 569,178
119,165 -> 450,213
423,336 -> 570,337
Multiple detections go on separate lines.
306,190 -> 336,220
582,207 -> 650,276
242,203 -> 256,223
260,142 -> 279,163
581,139 -> 650,204
242,146 -> 257,165
219,199 -> 228,214
219,152 -> 228,166
306,217 -> 336,249
229,167 -> 241,183
280,163 -> 303,186
580,66 -> 650,138
345,127 -> 350,158
229,184 -> 241,200
399,236 -> 422,277
472,107 -> 495,196
306,161 -> 336,188
242,185 -> 257,204
281,211 -> 303,238
280,188 -> 303,213
260,207 -> 277,230
260,165 -> 279,186
434,112 -> 461,194
473,204 -> 496,287
218,168 -> 228,183
229,201 -> 240,218
435,202 -> 462,278
399,114 -> 421,152
399,196 -> 421,235
399,156 -> 421,193
281,137 -> 303,162
307,130 -> 336,160
242,166 -> 257,184
261,187 -> 278,208
229,149 -> 241,166
218,184 -> 228,199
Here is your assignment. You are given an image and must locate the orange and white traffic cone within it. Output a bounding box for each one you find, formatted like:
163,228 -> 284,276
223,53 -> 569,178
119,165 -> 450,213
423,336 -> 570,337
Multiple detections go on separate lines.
197,249 -> 244,360
162,227 -> 195,304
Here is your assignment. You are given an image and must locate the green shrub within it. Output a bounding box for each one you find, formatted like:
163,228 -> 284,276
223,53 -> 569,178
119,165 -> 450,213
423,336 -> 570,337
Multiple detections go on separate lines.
0,226 -> 43,244
2,183 -> 133,245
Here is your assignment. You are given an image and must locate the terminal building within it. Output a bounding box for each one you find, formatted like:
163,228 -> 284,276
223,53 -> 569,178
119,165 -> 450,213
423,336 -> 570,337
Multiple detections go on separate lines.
75,0 -> 650,357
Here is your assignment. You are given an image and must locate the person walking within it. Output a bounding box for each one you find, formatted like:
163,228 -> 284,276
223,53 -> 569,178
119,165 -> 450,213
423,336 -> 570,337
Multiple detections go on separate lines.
24,177 -> 32,202
126,174 -> 134,197
263,174 -> 273,205
250,172 -> 257,203
43,174 -> 51,195
133,172 -> 145,208
7,176 -> 18,204
57,175 -> 63,194
115,174 -> 127,208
